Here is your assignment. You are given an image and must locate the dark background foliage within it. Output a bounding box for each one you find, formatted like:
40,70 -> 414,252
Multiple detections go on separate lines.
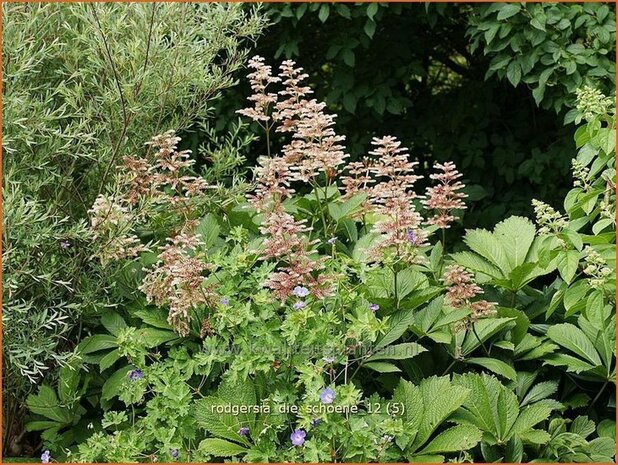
199,2 -> 615,232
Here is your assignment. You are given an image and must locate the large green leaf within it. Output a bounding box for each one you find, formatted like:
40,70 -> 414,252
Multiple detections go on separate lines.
364,361 -> 401,373
195,378 -> 256,444
413,376 -> 470,449
494,216 -> 536,271
546,323 -> 602,366
417,425 -> 482,455
375,308 -> 415,349
328,192 -> 367,221
466,357 -> 517,381
77,335 -> 118,354
26,386 -> 72,424
464,228 -> 510,275
198,438 -> 247,457
452,373 -> 555,444
460,318 -> 516,356
451,251 -> 503,279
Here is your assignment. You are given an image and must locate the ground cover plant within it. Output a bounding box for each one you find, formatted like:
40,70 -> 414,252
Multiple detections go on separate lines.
3,3 -> 616,463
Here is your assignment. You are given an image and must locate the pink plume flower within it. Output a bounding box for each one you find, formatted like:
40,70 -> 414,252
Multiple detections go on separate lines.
422,161 -> 467,229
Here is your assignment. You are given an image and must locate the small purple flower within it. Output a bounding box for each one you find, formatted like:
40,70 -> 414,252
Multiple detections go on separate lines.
406,228 -> 417,244
60,240 -> 71,250
369,303 -> 380,312
238,426 -> 250,436
170,449 -> 179,459
327,237 -> 337,245
320,387 -> 336,404
290,429 -> 306,446
311,418 -> 321,428
220,297 -> 230,306
293,286 -> 310,298
41,450 -> 51,464
128,369 -> 143,381
293,300 -> 307,310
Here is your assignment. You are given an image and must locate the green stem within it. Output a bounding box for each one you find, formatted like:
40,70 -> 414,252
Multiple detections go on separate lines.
591,380 -> 609,407
312,182 -> 328,234
442,359 -> 457,376
393,267 -> 399,309
441,228 -> 447,254
472,323 -> 490,356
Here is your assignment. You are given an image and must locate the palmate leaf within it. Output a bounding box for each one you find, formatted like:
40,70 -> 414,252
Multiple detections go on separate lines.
393,376 -> 478,456
451,251 -> 503,279
464,228 -> 510,275
195,377 -> 256,445
546,323 -> 602,366
452,373 -> 553,444
413,376 -> 471,450
456,216 -> 555,291
494,216 -> 536,271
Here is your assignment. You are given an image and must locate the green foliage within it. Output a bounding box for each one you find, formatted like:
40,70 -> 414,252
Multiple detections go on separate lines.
468,3 -> 615,113
211,2 -> 615,233
452,216 -> 557,292
391,376 -> 481,461
3,2 -> 266,456
7,4 -> 617,463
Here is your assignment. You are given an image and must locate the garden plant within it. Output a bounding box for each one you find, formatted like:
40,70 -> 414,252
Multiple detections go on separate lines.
2,2 -> 616,464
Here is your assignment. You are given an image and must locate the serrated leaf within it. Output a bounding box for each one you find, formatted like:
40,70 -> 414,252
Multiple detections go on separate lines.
494,216 -> 536,271
196,213 -> 221,247
461,318 -> 515,356
198,438 -> 247,457
546,323 -> 601,366
413,376 -> 470,449
543,353 -> 597,373
417,425 -> 482,454
375,308 -> 415,349
556,249 -> 579,284
364,361 -> 401,373
451,251 -> 503,279
99,349 -> 121,372
101,366 -> 132,401
510,403 -> 552,437
101,312 -> 127,337
26,386 -> 71,424
77,334 -> 118,354
464,228 -> 510,275
521,381 -> 558,407
467,357 -> 517,381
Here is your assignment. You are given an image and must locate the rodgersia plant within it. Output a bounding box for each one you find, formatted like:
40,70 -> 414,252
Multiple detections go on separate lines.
28,56 -> 615,463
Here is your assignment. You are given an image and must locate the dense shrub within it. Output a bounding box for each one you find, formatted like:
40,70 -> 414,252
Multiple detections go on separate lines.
22,55 -> 615,462
2,3 -> 266,455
